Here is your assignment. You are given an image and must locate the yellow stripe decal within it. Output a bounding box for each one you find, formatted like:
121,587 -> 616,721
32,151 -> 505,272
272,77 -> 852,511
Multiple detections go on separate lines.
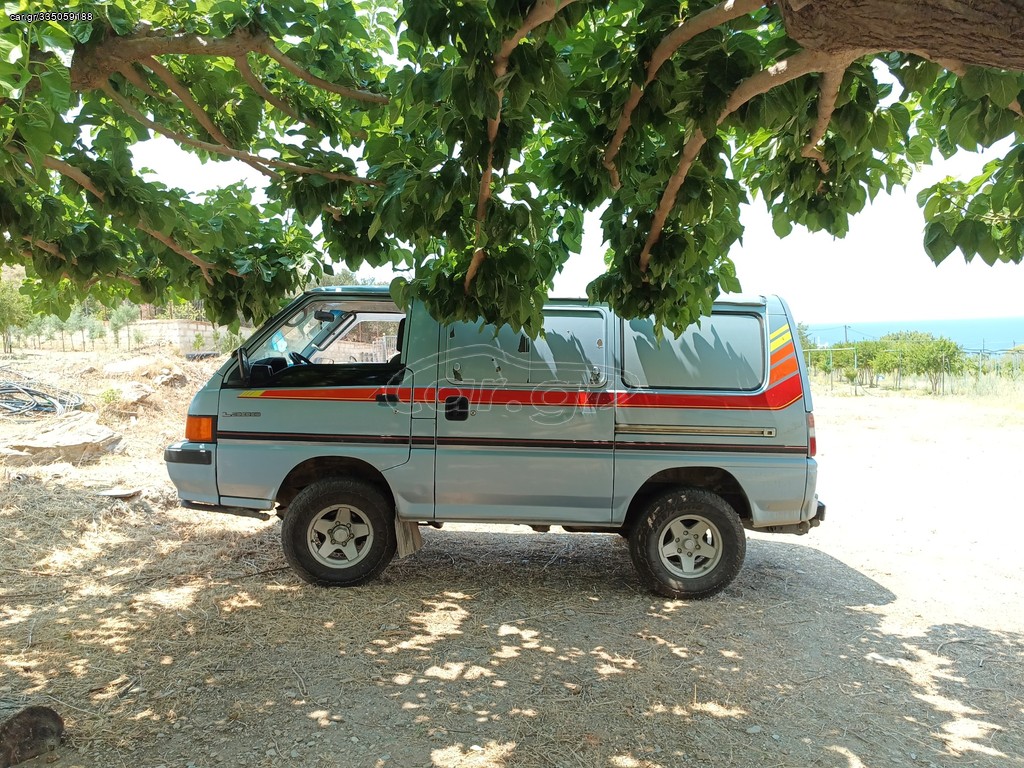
240,390 -> 267,398
770,325 -> 790,341
770,331 -> 792,352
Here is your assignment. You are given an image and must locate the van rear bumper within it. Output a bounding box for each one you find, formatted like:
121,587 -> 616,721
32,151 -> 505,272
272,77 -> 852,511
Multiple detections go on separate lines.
752,498 -> 825,536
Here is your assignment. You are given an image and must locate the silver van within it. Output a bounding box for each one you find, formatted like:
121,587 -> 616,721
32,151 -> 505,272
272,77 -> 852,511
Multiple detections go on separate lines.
166,286 -> 824,598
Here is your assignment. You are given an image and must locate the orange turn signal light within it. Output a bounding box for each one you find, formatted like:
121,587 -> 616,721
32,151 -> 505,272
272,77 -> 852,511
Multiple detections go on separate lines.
185,415 -> 216,443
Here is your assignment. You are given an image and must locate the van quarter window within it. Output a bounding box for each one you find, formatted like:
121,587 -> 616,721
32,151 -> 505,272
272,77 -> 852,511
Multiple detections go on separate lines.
623,313 -> 765,391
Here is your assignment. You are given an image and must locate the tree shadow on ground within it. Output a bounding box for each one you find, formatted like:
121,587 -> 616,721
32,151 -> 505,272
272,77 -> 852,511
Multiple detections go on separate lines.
2,477 -> 1022,768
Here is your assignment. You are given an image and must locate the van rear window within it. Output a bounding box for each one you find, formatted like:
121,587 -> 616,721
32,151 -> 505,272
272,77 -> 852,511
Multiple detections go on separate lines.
623,314 -> 766,391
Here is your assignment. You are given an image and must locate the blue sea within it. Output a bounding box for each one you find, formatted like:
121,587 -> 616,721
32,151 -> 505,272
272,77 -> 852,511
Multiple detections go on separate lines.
804,318 -> 1024,354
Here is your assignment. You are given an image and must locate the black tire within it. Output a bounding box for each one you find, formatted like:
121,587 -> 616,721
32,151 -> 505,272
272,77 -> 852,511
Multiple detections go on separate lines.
629,488 -> 746,599
281,478 -> 396,587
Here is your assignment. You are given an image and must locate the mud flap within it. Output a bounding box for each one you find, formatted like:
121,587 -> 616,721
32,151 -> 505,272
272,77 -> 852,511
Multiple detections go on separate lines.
395,518 -> 423,558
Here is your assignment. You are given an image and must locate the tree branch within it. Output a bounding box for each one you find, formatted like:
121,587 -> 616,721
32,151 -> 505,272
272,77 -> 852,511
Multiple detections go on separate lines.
638,49 -> 847,272
235,54 -> 303,123
465,0 -> 579,293
72,28 -> 270,90
118,64 -> 166,103
22,237 -> 62,259
71,27 -> 388,106
119,62 -> 279,180
38,156 -> 222,284
603,0 -> 765,189
800,66 -> 848,174
260,40 -> 389,105
42,156 -> 103,197
142,56 -> 278,178
104,85 -> 382,186
144,56 -> 231,146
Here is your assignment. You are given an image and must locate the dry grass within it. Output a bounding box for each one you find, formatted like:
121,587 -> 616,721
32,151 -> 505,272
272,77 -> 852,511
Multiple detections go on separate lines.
2,354 -> 1024,767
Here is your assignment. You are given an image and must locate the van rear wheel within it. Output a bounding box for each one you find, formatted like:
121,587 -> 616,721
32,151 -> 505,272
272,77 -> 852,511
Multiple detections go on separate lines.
281,479 -> 396,587
629,488 -> 745,599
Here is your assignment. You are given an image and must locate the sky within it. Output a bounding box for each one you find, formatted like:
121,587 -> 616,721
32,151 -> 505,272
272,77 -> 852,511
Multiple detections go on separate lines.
132,137 -> 1024,325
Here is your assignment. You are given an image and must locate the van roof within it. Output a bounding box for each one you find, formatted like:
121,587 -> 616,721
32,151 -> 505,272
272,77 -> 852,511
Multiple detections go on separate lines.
307,285 -> 392,296
306,285 -> 769,309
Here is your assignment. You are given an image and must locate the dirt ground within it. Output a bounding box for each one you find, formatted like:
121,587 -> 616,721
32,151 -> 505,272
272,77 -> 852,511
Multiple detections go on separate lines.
2,350 -> 1023,768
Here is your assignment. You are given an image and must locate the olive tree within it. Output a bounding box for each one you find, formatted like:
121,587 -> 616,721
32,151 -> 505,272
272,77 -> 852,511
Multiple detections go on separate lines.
1,1 -> 1022,334
0,275 -> 31,352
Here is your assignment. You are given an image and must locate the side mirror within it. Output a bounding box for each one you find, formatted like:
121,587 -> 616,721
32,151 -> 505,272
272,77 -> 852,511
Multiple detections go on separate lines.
236,347 -> 251,386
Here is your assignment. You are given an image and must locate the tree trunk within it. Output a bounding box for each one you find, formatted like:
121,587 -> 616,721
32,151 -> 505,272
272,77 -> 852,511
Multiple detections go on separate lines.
778,0 -> 1024,71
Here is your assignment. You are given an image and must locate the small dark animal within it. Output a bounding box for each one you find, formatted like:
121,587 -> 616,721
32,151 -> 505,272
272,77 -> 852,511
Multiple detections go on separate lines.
0,707 -> 64,768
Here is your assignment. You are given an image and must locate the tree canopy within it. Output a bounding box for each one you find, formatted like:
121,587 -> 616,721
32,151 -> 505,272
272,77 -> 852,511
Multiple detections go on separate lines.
1,0 -> 1022,334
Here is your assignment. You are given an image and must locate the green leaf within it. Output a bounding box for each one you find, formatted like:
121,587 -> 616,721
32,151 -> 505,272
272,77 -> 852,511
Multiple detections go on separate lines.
907,136 -> 932,165
976,231 -> 1001,265
953,219 -> 986,258
772,211 -> 793,238
985,71 -> 1023,109
887,103 -> 911,137
923,222 -> 956,264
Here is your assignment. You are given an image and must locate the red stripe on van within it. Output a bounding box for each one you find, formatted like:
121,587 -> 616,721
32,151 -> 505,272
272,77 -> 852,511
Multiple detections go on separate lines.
615,374 -> 802,411
243,379 -> 803,411
240,387 -> 385,401
433,387 -> 615,407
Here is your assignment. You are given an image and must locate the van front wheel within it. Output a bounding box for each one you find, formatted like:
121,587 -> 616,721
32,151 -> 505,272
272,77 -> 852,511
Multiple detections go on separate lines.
630,488 -> 746,599
281,479 -> 396,587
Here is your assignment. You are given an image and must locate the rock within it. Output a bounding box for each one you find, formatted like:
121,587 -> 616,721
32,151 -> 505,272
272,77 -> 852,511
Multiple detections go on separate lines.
153,369 -> 187,387
116,382 -> 154,404
95,487 -> 143,499
102,356 -> 156,375
0,706 -> 64,767
745,725 -> 763,735
0,413 -> 121,465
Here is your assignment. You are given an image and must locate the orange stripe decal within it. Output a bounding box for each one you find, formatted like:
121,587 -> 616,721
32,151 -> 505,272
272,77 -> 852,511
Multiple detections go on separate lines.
770,342 -> 795,368
770,356 -> 800,384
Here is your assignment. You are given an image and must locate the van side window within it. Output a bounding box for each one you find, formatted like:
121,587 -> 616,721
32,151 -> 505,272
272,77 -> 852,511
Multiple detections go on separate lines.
445,311 -> 608,388
623,314 -> 765,391
530,310 -> 607,387
445,323 -> 530,385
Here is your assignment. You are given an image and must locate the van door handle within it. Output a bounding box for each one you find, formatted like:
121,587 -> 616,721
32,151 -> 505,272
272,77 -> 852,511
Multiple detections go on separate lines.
376,393 -> 400,404
445,395 -> 469,421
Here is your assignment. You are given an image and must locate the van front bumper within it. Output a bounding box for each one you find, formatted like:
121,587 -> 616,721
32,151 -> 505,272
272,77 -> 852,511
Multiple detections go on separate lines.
165,440 -> 219,505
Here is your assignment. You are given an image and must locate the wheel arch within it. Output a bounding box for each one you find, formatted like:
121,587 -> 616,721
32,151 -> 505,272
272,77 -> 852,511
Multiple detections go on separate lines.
275,456 -> 396,511
622,466 -> 751,533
